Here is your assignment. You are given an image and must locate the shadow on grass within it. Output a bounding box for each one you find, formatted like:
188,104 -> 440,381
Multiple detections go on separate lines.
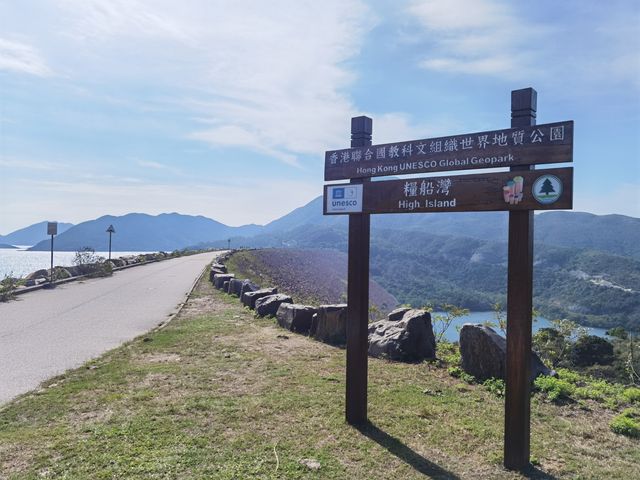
355,421 -> 461,479
518,465 -> 559,480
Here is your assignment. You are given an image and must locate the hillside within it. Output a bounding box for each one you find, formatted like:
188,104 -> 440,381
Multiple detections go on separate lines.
226,248 -> 398,314
28,213 -> 261,252
0,221 -> 73,246
262,196 -> 640,258
225,241 -> 639,331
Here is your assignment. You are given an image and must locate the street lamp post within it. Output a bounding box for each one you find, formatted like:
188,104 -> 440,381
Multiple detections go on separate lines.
106,225 -> 115,260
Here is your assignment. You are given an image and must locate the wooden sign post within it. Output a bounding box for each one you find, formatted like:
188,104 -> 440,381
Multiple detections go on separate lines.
504,87 -> 536,470
323,88 -> 574,470
346,116 -> 372,424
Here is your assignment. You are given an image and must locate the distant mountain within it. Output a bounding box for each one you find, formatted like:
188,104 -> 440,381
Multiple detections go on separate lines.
29,213 -> 262,252
0,221 -> 74,246
198,195 -> 640,259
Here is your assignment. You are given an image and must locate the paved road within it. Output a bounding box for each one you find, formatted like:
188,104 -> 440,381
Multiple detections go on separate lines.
0,251 -> 221,404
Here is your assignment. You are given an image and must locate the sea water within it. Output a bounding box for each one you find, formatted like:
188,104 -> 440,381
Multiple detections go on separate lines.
0,246 -> 153,278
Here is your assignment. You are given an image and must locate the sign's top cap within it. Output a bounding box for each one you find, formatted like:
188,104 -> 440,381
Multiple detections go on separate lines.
106,225 -> 116,233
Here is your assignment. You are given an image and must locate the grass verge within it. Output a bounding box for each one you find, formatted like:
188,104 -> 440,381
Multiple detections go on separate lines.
1,273 -> 638,479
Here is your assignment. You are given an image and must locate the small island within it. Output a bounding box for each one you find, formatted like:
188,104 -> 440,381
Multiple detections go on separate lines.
0,243 -> 18,249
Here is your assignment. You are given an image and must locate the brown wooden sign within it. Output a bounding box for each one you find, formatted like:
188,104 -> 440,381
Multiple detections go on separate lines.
324,120 -> 573,181
324,168 -> 573,215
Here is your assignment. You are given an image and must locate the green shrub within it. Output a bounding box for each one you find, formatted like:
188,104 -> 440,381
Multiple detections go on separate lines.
623,387 -> 640,404
482,378 -> 505,397
610,409 -> 640,438
534,375 -> 575,402
574,380 -> 620,408
1,274 -> 22,302
555,368 -> 581,384
437,342 -> 461,366
448,366 -> 475,384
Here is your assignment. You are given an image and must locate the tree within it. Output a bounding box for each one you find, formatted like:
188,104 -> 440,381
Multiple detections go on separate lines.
570,335 -> 614,367
539,178 -> 555,196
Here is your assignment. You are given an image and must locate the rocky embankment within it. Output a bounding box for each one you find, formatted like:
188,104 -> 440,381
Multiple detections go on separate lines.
212,253 -> 551,380
11,252 -> 179,292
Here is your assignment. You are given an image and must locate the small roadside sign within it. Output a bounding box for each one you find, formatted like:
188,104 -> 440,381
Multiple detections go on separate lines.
47,222 -> 58,236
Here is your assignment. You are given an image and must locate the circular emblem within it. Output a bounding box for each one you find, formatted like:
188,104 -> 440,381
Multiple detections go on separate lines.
532,174 -> 563,204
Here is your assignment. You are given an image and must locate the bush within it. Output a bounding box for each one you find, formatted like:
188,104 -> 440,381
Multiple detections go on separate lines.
623,387 -> 640,404
448,366 -> 474,384
610,409 -> 640,438
483,378 -> 505,397
1,274 -> 22,302
570,335 -> 615,367
534,375 -> 575,402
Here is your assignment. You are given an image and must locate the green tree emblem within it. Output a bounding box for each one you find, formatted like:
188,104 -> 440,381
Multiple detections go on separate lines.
539,178 -> 555,196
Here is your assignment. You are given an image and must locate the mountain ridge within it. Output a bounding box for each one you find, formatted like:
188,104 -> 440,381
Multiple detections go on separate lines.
0,221 -> 74,246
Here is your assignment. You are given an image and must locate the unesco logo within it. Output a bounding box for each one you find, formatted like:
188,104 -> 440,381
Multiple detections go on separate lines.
332,188 -> 345,199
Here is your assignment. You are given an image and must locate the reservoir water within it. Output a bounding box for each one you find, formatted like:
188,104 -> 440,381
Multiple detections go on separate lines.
434,310 -> 609,342
0,246 -> 153,278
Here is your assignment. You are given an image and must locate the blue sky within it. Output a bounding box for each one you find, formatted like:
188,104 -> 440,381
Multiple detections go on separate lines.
1,0 -> 639,233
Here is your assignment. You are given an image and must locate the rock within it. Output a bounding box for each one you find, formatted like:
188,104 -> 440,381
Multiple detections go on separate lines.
310,313 -> 319,336
276,304 -> 317,334
255,294 -> 293,317
299,458 -> 321,471
459,324 -> 553,382
209,268 -> 225,282
368,309 -> 436,362
52,267 -> 71,280
108,258 -> 126,268
313,304 -> 347,345
211,263 -> 227,273
25,269 -> 49,280
242,288 -> 277,309
228,278 -> 247,296
388,307 -> 412,322
223,280 -> 231,292
239,280 -> 260,298
64,266 -> 82,277
213,273 -> 234,289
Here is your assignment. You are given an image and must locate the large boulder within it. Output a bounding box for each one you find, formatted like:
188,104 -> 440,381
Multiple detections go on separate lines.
240,280 -> 260,298
25,269 -> 49,280
387,307 -> 412,322
108,258 -> 126,268
213,273 -> 234,289
211,263 -> 227,273
313,304 -> 347,345
242,288 -> 277,309
255,294 -> 293,317
228,278 -> 248,297
276,304 -> 317,334
209,267 -> 226,282
368,309 -> 436,362
459,324 -> 553,382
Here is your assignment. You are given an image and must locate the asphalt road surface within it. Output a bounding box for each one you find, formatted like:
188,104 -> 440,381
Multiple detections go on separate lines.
0,251 -> 221,405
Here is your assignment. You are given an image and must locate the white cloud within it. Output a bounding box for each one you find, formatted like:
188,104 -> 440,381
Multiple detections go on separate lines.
0,157 -> 65,171
368,112 -> 457,145
1,1 -> 374,167
407,0 -> 539,79
0,38 -> 52,77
